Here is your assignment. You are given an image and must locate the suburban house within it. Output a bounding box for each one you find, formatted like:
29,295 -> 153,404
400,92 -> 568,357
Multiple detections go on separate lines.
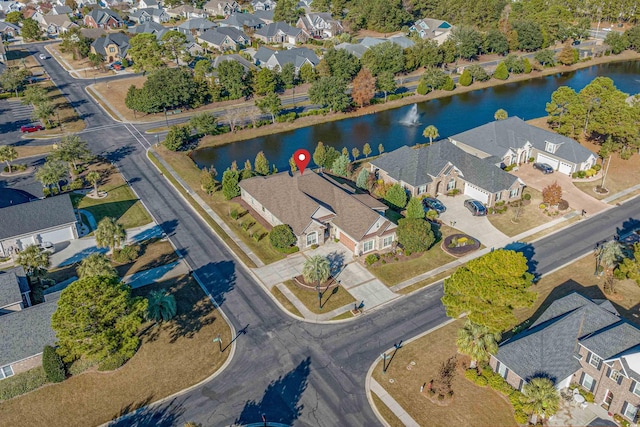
166,4 -> 207,19
409,17 -> 454,45
254,46 -> 319,72
91,32 -> 130,62
369,141 -> 525,207
239,171 -> 397,255
0,266 -> 31,315
219,12 -> 264,31
0,195 -> 78,259
0,21 -> 20,39
449,117 -> 598,175
177,17 -> 216,36
0,291 -> 59,379
296,12 -> 342,38
84,8 -> 124,29
198,27 -> 249,51
254,21 -> 307,44
490,292 -> 640,423
203,0 -> 240,17
251,0 -> 276,11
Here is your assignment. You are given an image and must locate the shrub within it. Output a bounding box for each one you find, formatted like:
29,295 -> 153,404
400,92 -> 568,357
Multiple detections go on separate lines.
269,224 -> 296,249
97,352 -> 128,371
112,244 -> 140,264
42,345 -> 66,383
365,254 -> 379,266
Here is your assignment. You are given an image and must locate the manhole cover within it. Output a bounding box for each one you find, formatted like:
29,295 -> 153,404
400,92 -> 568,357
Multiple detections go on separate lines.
389,379 -> 395,383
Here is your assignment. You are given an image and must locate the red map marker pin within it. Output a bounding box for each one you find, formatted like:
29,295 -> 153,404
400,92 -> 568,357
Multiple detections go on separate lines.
294,149 -> 311,175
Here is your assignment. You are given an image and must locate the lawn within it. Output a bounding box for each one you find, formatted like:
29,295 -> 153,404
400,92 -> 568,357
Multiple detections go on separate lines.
282,279 -> 356,314
6,49 -> 85,134
71,163 -> 152,229
371,320 -> 517,427
47,238 -> 178,284
0,275 -> 232,427
153,147 -> 285,265
486,188 -> 556,237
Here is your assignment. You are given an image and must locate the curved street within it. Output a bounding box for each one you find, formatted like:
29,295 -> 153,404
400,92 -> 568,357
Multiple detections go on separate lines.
6,43 -> 640,426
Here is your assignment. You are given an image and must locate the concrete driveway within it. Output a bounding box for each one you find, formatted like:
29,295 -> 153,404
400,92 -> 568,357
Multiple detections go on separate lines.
437,195 -> 510,248
513,163 -> 609,215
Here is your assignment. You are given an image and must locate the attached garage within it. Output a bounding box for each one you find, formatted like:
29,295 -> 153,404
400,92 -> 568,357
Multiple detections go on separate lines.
558,162 -> 573,175
463,183 -> 489,204
537,153 -> 559,170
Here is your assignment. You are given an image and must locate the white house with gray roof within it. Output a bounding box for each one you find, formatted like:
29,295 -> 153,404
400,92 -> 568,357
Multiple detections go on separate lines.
0,194 -> 78,258
370,141 -> 524,207
449,117 -> 597,175
491,292 -> 640,422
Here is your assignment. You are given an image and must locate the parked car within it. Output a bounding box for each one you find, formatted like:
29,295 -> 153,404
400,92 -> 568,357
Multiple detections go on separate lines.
38,53 -> 47,59
533,162 -> 554,174
422,197 -> 446,214
20,124 -> 45,133
464,199 -> 487,216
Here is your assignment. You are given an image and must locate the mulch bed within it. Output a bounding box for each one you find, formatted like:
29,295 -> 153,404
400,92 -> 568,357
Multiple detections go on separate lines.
441,234 -> 481,257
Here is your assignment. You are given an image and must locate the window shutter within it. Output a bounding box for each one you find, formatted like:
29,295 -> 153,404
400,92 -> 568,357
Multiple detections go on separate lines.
630,380 -> 636,393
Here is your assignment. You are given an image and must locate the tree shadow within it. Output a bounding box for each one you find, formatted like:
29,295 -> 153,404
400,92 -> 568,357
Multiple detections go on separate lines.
193,260 -> 236,308
504,241 -> 539,280
235,357 -> 310,426
107,396 -> 185,427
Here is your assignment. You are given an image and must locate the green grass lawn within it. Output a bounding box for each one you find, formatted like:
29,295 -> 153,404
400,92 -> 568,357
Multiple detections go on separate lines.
72,165 -> 152,229
282,279 -> 356,314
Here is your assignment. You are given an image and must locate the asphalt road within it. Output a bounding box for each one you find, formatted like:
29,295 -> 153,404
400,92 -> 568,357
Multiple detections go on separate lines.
6,43 -> 640,426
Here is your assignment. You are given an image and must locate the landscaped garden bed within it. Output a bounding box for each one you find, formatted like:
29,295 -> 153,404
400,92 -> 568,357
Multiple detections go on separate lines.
442,234 -> 480,257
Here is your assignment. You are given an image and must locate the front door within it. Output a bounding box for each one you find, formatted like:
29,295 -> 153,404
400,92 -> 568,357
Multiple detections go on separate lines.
602,390 -> 613,410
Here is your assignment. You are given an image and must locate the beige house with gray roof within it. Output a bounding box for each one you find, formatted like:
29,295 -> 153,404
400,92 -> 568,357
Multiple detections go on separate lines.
239,171 -> 396,255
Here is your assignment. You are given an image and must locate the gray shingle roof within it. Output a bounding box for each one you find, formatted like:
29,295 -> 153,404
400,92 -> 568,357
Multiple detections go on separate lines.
449,117 -> 596,165
0,293 -> 58,367
0,194 -> 77,240
370,141 -> 519,193
494,292 -> 640,385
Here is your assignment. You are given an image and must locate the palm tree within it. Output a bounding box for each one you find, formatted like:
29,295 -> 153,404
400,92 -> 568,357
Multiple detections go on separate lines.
146,289 -> 177,322
16,245 -> 50,284
95,217 -> 127,254
86,171 -> 101,196
494,109 -> 508,120
35,160 -> 67,192
522,377 -> 560,421
0,145 -> 18,174
456,320 -> 501,367
77,253 -> 117,279
422,125 -> 439,144
302,255 -> 331,287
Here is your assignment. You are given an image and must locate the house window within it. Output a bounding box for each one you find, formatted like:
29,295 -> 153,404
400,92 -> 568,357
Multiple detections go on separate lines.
447,179 -> 456,191
623,402 -> 638,421
581,373 -> 595,391
418,185 -> 426,195
382,236 -> 393,248
510,188 -> 519,198
0,365 -> 13,379
497,362 -> 508,379
589,353 -> 602,369
306,231 -> 317,247
362,240 -> 374,253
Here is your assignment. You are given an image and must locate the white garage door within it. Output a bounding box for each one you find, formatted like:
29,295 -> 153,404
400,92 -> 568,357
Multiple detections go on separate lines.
537,154 -> 559,170
39,226 -> 75,244
463,184 -> 489,204
559,162 -> 573,175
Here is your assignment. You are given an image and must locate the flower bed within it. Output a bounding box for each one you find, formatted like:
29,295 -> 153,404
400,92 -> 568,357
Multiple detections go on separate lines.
442,234 -> 480,257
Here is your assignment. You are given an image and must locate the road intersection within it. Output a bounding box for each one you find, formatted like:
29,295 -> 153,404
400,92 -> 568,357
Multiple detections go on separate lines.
3,44 -> 640,426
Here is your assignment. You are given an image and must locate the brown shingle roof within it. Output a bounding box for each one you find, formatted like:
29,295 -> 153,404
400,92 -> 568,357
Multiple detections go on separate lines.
239,171 -> 388,241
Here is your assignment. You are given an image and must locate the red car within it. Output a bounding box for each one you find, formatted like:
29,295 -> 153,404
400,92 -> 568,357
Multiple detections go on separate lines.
20,124 -> 45,133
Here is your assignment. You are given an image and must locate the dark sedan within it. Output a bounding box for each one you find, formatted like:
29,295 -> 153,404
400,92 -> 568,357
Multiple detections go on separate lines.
423,197 -> 446,214
533,162 -> 554,174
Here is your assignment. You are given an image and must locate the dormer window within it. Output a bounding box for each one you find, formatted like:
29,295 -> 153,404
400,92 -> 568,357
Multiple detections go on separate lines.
545,141 -> 559,154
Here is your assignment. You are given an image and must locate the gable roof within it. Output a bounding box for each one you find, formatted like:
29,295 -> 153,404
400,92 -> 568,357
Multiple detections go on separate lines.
450,117 -> 597,165
0,266 -> 29,309
0,194 -> 77,240
255,21 -> 302,38
0,292 -> 59,367
494,292 -> 640,385
239,170 -> 394,241
91,32 -> 130,56
370,141 -> 520,193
